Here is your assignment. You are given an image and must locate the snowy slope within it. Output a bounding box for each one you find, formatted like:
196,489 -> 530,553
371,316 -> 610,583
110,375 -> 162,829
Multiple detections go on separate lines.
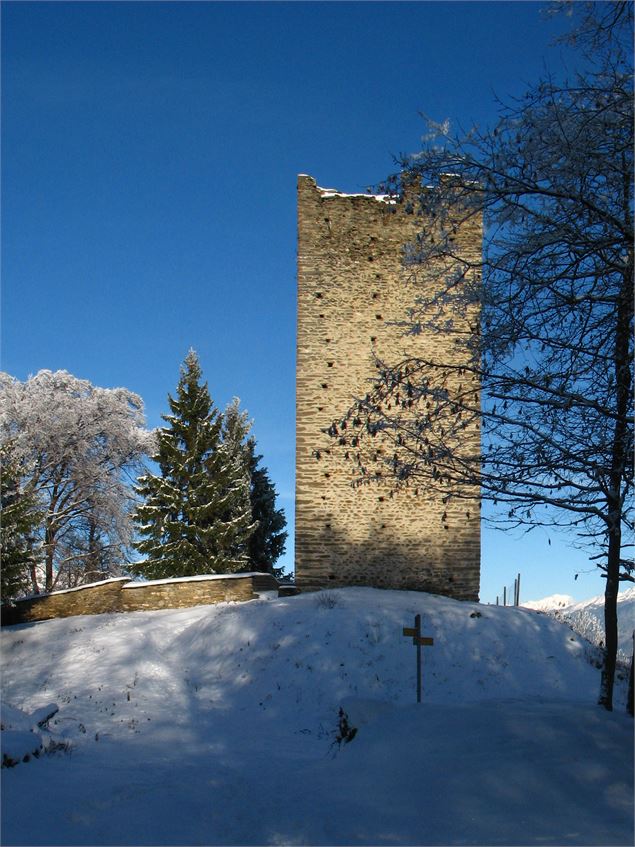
1,588 -> 633,846
524,586 -> 635,661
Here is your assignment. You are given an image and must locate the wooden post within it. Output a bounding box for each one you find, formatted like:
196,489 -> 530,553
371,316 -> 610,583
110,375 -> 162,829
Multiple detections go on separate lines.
516,573 -> 521,606
403,614 -> 434,703
415,613 -> 422,703
503,586 -> 507,606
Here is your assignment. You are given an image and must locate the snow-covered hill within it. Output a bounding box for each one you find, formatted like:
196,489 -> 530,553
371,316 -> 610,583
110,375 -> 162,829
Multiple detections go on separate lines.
2,588 -> 633,846
524,586 -> 635,661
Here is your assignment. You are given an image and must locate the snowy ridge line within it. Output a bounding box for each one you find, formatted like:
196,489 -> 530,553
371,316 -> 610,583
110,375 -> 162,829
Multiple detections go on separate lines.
122,572 -> 270,589
522,586 -> 635,662
521,594 -> 575,612
523,586 -> 635,613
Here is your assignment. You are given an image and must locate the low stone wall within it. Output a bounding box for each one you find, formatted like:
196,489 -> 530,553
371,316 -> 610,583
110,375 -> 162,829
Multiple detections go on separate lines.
251,573 -> 281,594
1,573 -> 279,626
0,578 -> 129,626
120,574 -> 274,613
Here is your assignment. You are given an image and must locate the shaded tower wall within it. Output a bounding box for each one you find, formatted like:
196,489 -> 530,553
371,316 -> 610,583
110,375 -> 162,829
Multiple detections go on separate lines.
295,174 -> 481,600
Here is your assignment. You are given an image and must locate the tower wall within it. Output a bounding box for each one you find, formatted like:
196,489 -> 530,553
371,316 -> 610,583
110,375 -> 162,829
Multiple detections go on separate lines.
295,174 -> 481,600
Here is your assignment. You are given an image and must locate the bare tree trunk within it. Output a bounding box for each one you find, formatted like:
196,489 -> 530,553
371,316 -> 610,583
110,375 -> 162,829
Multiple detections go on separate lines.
29,562 -> 40,595
44,523 -> 55,593
86,516 -> 101,582
627,633 -> 634,717
599,531 -> 620,710
598,262 -> 632,711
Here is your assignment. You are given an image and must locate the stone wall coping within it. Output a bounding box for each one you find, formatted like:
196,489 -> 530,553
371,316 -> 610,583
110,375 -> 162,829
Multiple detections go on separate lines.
316,185 -> 396,204
15,577 -> 129,602
298,173 -> 396,204
122,572 -> 271,589
10,573 -> 275,604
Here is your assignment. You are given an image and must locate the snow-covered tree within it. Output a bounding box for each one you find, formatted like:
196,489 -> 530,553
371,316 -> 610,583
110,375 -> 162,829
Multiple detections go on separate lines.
222,397 -> 252,464
0,442 -> 40,599
221,397 -> 287,575
54,504 -> 128,589
132,352 -> 256,579
247,445 -> 287,576
0,370 -> 152,594
221,397 -> 263,568
332,3 -> 633,710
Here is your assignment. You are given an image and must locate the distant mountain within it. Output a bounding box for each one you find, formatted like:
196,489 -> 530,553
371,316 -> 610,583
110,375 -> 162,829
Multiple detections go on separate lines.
523,586 -> 635,661
523,594 -> 575,612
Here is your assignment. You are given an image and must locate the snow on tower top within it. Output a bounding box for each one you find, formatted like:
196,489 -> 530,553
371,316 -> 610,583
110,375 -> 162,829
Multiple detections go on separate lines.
297,174 -> 397,204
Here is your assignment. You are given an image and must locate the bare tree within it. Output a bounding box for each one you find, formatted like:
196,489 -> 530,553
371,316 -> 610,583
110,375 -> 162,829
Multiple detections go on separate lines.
332,3 -> 633,709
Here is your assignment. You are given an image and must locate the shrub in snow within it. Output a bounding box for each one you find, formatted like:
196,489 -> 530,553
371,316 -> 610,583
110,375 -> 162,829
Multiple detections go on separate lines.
315,591 -> 339,610
334,707 -> 358,748
1,702 -> 68,768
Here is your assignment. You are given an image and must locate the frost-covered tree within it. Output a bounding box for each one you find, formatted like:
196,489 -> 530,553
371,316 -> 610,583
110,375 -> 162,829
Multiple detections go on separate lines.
132,352 -> 256,579
247,445 -> 287,576
332,3 -> 633,710
54,505 -> 127,588
0,370 -> 152,594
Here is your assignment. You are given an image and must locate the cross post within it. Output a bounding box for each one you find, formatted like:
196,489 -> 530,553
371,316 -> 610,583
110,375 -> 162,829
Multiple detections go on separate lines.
402,613 -> 434,703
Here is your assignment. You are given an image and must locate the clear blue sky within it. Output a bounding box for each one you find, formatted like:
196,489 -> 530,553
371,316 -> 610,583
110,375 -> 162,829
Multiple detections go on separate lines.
1,1 -> 607,603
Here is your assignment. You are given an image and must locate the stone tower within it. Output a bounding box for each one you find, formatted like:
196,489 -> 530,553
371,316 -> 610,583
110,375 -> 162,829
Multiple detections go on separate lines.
295,174 -> 481,600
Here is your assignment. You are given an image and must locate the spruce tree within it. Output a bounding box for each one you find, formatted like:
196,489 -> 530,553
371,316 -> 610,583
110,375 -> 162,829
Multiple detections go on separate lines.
0,444 -> 40,599
221,398 -> 255,566
247,442 -> 287,576
132,351 -> 255,579
221,398 -> 288,575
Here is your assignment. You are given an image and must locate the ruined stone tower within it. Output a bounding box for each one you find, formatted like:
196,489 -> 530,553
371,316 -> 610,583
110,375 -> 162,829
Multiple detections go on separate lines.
295,174 -> 481,600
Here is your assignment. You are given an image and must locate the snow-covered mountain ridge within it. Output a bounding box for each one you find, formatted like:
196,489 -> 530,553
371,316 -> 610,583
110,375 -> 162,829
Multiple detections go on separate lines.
523,593 -> 577,611
524,586 -> 635,660
2,587 -> 633,846
523,585 -> 635,612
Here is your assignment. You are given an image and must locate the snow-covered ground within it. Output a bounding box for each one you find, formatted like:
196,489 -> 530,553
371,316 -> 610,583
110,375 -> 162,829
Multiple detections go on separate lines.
2,587 -> 633,846
524,586 -> 635,662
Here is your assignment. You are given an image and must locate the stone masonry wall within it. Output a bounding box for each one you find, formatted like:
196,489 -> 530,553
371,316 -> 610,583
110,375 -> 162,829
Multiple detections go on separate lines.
121,575 -> 261,612
295,174 -> 481,600
1,573 -> 279,626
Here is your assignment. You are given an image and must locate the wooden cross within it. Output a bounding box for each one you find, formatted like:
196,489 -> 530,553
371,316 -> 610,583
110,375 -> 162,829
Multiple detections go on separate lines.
403,613 -> 434,703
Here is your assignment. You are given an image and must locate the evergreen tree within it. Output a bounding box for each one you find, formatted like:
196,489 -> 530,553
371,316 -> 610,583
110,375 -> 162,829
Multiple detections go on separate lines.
247,442 -> 287,576
0,444 -> 41,599
221,398 -> 256,566
221,397 -> 288,575
132,351 -> 255,579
